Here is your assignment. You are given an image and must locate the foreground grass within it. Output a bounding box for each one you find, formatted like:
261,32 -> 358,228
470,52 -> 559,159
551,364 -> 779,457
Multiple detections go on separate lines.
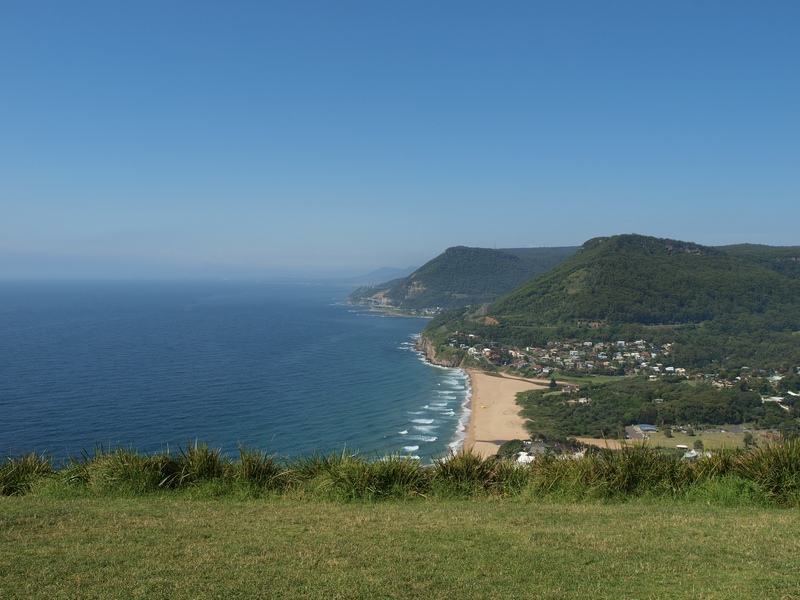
2,494 -> 799,599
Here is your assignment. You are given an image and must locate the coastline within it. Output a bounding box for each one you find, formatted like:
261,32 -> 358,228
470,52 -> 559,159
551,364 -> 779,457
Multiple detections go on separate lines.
463,369 -> 549,458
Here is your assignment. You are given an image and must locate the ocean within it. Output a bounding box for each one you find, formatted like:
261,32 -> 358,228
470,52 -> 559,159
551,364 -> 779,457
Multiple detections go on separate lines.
0,281 -> 470,464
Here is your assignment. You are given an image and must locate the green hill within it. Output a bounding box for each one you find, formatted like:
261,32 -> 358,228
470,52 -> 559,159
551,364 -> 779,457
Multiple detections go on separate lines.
349,245 -> 577,312
491,234 -> 800,327
717,243 -> 800,280
423,234 -> 800,370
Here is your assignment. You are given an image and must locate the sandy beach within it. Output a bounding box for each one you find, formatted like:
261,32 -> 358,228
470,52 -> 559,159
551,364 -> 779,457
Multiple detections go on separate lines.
464,369 -> 550,458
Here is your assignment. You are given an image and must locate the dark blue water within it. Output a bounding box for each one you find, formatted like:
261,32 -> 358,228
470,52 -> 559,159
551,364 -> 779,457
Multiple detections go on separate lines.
0,281 -> 470,463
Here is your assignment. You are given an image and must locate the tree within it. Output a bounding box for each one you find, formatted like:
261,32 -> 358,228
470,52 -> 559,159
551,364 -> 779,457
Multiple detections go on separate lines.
693,439 -> 704,451
549,378 -> 557,390
497,439 -> 524,460
743,431 -> 757,448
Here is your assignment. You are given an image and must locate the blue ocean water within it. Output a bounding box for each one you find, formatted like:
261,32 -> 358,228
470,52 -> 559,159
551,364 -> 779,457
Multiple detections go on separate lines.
0,281 -> 470,463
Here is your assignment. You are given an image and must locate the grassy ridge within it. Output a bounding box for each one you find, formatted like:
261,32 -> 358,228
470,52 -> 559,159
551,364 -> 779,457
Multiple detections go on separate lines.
3,441 -> 800,506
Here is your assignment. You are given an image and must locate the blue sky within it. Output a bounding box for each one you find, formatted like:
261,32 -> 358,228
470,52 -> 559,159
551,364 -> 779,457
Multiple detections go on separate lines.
2,1 -> 798,279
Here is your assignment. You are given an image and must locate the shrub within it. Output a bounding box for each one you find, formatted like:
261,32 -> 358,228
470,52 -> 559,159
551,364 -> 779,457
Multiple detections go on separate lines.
61,447 -> 179,494
0,452 -> 53,496
735,439 -> 800,507
170,441 -> 225,487
232,446 -> 283,490
431,450 -> 495,496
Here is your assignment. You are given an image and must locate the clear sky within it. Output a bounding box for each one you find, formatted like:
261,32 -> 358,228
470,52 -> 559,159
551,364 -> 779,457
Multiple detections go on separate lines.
2,1 -> 798,279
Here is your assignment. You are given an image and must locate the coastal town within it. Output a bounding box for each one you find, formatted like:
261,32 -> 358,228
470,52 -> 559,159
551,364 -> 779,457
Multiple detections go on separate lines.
453,334 -> 682,378
440,332 -> 798,414
440,331 -> 800,446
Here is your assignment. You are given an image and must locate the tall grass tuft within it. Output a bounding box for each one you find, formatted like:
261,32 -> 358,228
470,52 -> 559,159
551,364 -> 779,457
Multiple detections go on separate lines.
232,446 -> 283,490
735,439 -> 800,507
59,442 -> 226,493
587,444 -> 695,499
490,459 -> 537,497
525,445 -> 696,501
0,452 -> 53,496
692,446 -> 744,479
285,450 -> 428,500
353,455 -> 428,499
61,447 -> 179,494
431,450 -> 495,496
169,441 -> 226,487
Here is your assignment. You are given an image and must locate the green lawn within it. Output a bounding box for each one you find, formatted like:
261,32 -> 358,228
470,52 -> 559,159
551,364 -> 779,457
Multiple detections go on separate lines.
2,494 -> 799,599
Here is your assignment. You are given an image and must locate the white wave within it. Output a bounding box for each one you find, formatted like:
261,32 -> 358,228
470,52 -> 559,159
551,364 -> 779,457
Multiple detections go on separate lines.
413,425 -> 438,433
399,430 -> 408,435
412,418 -> 434,424
426,362 -> 452,370
406,435 -> 438,442
402,445 -> 420,452
381,454 -> 419,461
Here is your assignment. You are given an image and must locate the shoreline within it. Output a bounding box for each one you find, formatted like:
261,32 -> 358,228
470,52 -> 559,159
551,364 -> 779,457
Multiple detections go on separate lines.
462,369 -> 550,458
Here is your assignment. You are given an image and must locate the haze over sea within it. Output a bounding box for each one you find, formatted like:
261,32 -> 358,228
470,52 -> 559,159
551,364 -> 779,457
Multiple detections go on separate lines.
0,281 -> 469,464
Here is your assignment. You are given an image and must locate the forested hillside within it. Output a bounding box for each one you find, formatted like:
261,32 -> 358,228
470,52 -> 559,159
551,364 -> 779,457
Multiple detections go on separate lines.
490,235 -> 800,327
350,245 -> 577,312
422,234 -> 800,371
717,243 -> 800,280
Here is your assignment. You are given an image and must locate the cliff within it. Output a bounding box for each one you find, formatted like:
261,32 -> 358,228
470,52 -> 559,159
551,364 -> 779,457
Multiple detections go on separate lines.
416,335 -> 464,368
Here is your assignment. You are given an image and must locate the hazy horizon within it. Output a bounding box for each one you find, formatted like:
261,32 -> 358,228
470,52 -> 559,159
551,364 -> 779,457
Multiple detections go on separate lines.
3,2 -> 798,280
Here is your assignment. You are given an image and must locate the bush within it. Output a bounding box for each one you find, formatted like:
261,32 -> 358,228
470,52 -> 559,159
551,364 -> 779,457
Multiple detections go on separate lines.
734,439 -> 800,507
232,446 -> 283,490
0,452 -> 53,496
431,450 -> 495,496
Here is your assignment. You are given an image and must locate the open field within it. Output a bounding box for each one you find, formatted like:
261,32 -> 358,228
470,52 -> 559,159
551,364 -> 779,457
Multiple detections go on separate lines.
643,429 -> 744,450
2,494 -> 799,599
578,429 -> 746,451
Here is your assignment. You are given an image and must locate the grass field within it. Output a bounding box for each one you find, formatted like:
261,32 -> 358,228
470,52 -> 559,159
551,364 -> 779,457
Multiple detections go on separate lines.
639,429 -> 744,450
2,494 -> 799,599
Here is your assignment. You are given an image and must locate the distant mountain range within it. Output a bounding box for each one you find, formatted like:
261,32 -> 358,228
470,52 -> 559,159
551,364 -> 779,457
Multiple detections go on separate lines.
349,246 -> 578,312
